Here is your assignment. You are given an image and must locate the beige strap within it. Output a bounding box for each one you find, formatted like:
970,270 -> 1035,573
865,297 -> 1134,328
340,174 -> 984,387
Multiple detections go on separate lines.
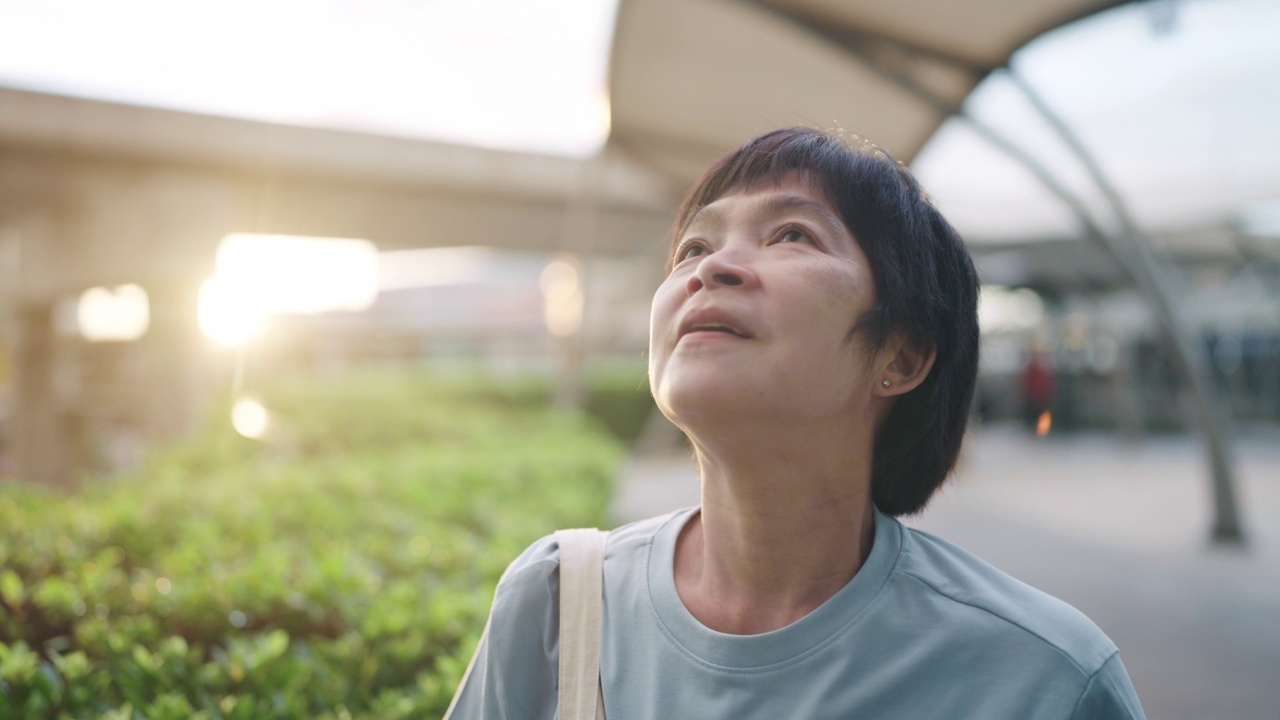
441,618 -> 489,720
555,528 -> 608,720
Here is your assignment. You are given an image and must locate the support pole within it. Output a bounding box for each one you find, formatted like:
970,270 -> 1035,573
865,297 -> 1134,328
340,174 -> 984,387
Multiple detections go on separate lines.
1006,71 -> 1244,544
13,301 -> 76,487
743,1 -> 1247,543
137,278 -> 208,448
551,157 -> 605,411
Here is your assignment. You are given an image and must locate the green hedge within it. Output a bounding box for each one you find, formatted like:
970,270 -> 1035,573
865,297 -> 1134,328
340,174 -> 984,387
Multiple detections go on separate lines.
0,370 -> 619,718
582,365 -> 656,447
449,363 -> 657,448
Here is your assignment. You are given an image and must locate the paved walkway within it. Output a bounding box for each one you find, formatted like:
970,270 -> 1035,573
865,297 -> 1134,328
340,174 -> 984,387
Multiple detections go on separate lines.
610,425 -> 1280,720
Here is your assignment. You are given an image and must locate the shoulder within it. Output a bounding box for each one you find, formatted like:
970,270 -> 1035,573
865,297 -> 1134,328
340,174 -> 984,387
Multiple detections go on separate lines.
495,534 -> 561,592
891,520 -> 1119,677
605,508 -> 690,563
487,534 -> 560,624
495,509 -> 689,610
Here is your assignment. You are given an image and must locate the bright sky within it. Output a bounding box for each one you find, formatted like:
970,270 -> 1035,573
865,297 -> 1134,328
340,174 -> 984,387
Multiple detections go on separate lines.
0,0 -> 618,157
912,0 -> 1280,240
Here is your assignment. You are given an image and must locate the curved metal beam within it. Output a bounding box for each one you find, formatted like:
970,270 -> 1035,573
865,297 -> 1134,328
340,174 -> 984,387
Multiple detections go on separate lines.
740,0 -> 993,78
753,1 -> 1247,544
1006,70 -> 1244,543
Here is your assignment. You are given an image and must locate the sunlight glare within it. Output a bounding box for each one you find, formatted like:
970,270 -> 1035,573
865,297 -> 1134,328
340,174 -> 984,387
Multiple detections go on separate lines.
978,285 -> 1046,334
197,234 -> 378,346
231,397 -> 270,439
198,277 -> 268,346
77,284 -> 150,342
377,246 -> 495,291
540,255 -> 584,338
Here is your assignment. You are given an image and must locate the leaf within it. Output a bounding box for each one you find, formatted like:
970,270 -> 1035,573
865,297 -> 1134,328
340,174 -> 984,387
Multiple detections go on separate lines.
0,640 -> 38,685
0,570 -> 25,608
261,629 -> 290,664
34,660 -> 64,702
52,650 -> 91,682
131,645 -> 158,674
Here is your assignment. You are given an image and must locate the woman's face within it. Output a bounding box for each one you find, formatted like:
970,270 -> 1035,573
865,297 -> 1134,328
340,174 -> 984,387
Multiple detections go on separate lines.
649,174 -> 882,430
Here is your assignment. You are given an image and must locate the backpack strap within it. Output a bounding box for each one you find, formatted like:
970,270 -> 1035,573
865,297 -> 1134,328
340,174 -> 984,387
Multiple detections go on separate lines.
555,528 -> 609,720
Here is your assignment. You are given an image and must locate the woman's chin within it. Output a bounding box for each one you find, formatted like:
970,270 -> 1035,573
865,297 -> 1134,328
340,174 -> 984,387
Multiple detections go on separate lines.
656,380 -> 772,429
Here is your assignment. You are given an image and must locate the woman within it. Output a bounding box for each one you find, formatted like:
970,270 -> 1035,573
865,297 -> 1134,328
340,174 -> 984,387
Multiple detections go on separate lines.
446,128 -> 1145,719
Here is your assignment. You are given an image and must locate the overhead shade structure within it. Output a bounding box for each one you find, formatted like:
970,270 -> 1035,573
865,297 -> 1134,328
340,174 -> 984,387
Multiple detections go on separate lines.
608,0 -> 1131,181
612,0 -> 1245,546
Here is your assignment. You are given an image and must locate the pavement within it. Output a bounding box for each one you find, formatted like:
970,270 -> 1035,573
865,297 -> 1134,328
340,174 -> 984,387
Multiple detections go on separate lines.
609,424 -> 1280,720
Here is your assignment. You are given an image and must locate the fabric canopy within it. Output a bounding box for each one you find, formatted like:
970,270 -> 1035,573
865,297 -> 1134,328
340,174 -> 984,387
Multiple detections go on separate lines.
608,0 -> 1132,182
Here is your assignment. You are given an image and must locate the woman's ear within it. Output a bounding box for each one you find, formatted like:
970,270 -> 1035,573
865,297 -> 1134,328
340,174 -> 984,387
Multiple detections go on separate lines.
875,332 -> 936,397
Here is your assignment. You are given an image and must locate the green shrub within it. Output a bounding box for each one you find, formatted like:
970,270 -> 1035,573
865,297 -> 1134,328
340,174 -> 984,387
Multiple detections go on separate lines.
583,364 -> 656,447
403,362 -> 658,447
0,369 -> 618,718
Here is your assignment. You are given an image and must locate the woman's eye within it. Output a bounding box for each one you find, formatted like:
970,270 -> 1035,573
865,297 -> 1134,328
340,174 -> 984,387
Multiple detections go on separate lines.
778,228 -> 810,244
676,243 -> 707,261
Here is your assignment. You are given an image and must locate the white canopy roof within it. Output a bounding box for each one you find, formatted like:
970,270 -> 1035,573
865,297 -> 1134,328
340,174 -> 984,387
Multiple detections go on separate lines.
607,0 -> 1132,182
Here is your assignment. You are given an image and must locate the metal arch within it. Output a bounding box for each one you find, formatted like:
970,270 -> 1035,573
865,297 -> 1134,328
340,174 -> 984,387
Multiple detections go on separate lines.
738,0 -> 1142,89
739,0 -> 994,79
744,0 -> 1247,543
737,0 -> 984,160
1005,71 -> 1243,543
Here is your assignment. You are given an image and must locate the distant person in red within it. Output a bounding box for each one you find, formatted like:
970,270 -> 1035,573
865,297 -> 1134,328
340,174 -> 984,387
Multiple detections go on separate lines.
1021,347 -> 1057,430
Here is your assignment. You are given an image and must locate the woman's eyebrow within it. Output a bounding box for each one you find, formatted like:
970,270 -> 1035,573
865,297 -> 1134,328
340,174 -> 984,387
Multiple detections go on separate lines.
682,193 -> 845,236
683,203 -> 727,234
751,194 -> 845,234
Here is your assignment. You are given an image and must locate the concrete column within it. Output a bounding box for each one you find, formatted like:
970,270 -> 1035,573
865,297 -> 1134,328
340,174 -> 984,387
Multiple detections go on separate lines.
136,278 -> 210,446
552,158 -> 605,411
13,301 -> 76,487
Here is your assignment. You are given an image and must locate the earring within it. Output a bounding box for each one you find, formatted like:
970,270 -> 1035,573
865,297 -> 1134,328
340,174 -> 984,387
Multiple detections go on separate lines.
881,380 -> 891,388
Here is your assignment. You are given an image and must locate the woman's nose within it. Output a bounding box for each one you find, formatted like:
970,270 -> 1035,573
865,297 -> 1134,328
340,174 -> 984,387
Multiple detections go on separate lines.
686,245 -> 760,293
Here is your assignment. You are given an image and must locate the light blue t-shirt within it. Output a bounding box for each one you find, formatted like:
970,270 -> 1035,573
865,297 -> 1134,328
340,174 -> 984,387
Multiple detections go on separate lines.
446,507 -> 1145,719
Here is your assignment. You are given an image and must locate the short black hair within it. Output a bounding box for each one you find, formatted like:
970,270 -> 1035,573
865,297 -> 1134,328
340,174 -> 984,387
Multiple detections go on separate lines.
669,127 -> 980,516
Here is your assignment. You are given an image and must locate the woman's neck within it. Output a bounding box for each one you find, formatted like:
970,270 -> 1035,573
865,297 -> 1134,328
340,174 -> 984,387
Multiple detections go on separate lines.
672,426 -> 877,635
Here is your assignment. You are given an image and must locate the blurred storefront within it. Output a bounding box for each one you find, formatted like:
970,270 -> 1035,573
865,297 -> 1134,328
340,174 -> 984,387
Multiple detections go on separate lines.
973,228 -> 1280,435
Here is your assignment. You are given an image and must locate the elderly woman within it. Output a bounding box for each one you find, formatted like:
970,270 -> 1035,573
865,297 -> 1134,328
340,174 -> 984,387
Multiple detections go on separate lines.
446,128 -> 1145,719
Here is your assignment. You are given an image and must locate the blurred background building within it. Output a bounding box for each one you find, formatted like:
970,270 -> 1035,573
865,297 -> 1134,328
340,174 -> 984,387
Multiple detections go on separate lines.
0,0 -> 1277,489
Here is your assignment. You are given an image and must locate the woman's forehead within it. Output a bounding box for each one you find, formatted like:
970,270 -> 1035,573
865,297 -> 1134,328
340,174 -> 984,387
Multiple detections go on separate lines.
683,174 -> 846,233
688,188 -> 845,235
